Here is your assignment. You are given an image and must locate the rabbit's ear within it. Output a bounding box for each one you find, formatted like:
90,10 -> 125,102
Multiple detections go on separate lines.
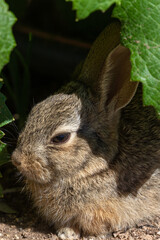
78,21 -> 121,100
79,21 -> 138,117
99,45 -> 138,115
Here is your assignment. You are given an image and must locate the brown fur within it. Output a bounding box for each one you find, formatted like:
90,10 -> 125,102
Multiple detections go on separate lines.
12,21 -> 160,239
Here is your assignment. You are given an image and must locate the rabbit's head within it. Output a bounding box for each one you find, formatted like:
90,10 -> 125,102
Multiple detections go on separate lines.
12,21 -> 138,184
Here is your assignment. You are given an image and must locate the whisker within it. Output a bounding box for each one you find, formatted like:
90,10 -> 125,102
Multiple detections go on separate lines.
32,97 -> 36,107
8,159 -> 12,163
15,172 -> 25,184
2,128 -> 18,140
2,138 -> 17,143
10,121 -> 19,133
2,142 -> 15,147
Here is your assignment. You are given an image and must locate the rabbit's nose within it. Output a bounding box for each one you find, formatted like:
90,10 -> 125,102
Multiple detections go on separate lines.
11,151 -> 21,166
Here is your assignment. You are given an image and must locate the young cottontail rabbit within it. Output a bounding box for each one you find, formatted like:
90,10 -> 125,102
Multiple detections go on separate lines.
12,21 -> 160,239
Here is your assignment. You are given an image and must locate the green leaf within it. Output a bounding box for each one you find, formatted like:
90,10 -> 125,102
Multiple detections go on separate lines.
0,81 -> 14,167
0,80 -> 14,129
0,0 -> 17,72
66,0 -> 121,20
0,123 -> 9,167
0,184 -> 3,197
0,141 -> 9,166
0,79 -> 3,89
0,2 -> 16,163
0,200 -> 16,213
0,130 -> 5,139
113,0 -> 160,116
0,91 -> 14,127
0,1 -> 16,206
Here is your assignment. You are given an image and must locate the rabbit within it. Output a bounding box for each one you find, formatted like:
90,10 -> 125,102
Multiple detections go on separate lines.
11,20 -> 160,239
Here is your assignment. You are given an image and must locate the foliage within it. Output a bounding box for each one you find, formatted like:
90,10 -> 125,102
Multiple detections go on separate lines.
0,0 -> 16,209
0,0 -> 16,72
0,80 -> 14,168
113,0 -> 160,115
67,0 -> 160,116
2,47 -> 31,128
66,0 -> 121,20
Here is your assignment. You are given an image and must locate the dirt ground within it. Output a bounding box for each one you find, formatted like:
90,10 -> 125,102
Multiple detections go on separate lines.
0,193 -> 160,240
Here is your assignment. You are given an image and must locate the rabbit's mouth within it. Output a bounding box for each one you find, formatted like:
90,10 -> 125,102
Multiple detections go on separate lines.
12,150 -> 51,184
17,163 -> 51,184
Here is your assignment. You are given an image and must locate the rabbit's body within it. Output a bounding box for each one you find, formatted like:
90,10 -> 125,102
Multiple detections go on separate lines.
25,164 -> 160,236
12,22 -> 160,238
23,85 -> 160,237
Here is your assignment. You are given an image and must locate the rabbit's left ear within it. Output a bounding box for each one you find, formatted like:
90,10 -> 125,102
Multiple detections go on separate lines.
99,45 -> 138,116
78,22 -> 138,118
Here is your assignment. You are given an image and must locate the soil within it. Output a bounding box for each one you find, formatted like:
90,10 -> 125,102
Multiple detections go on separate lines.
0,214 -> 160,240
0,193 -> 160,240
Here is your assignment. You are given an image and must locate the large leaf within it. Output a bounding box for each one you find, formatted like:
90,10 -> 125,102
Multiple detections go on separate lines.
0,80 -> 13,166
0,140 -> 9,166
0,0 -> 16,168
0,0 -> 16,72
113,0 -> 160,116
0,1 -> 16,212
0,80 -> 14,127
0,200 -> 16,213
66,0 -> 121,20
66,0 -> 160,116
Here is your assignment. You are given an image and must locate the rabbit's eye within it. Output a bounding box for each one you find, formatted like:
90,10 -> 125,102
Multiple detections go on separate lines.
51,133 -> 71,144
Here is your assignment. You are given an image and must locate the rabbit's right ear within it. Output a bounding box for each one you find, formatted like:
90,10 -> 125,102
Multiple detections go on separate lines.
99,45 -> 138,116
79,21 -> 138,118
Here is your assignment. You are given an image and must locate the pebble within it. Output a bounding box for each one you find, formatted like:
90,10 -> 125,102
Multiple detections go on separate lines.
157,231 -> 160,235
21,233 -> 28,238
14,235 -> 20,240
15,218 -> 19,222
0,233 -> 3,237
128,236 -> 134,240
51,236 -> 59,240
143,235 -> 153,240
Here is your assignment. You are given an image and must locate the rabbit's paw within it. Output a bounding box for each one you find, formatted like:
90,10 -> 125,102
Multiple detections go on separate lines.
57,227 -> 80,240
